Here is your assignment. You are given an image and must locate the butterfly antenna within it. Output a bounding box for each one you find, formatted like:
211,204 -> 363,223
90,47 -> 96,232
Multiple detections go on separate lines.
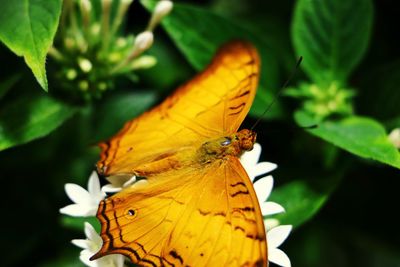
251,56 -> 303,131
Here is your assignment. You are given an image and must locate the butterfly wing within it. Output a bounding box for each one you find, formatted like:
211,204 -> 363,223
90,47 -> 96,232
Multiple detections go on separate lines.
91,157 -> 267,266
98,41 -> 260,176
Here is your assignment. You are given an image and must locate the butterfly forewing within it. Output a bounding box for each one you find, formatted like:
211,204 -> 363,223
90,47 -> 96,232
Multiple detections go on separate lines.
97,42 -> 259,177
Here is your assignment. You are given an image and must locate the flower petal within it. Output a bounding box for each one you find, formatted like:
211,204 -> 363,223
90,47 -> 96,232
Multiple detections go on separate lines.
240,143 -> 261,170
133,179 -> 149,187
102,184 -> 122,193
253,175 -> 273,202
264,218 -> 280,231
260,201 -> 285,216
267,225 -> 292,248
269,248 -> 291,267
114,254 -> 126,267
253,162 -> 278,177
88,172 -> 101,195
59,204 -> 95,217
71,239 -> 90,249
65,183 -> 92,204
84,222 -> 102,245
122,175 -> 137,187
79,250 -> 98,267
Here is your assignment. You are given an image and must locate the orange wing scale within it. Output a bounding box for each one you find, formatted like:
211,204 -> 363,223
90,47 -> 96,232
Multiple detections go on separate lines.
92,41 -> 268,267
97,42 -> 259,177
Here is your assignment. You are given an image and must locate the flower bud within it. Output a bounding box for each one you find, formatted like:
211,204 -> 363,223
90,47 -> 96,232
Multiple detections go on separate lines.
134,31 -> 154,53
147,0 -> 173,31
131,55 -> 157,70
78,58 -> 93,73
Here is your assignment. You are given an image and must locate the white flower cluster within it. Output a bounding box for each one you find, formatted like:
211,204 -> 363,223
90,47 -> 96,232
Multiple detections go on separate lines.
61,143 -> 292,267
112,0 -> 173,72
240,143 -> 292,267
49,0 -> 174,98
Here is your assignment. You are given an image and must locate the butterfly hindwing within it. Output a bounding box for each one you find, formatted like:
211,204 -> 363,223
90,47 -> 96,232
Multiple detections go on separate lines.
92,157 -> 266,267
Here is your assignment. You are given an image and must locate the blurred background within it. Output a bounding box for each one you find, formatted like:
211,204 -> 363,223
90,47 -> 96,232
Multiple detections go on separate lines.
0,0 -> 399,266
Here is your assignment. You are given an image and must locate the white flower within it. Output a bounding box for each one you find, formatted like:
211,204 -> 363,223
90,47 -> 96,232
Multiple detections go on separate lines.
267,225 -> 292,267
60,172 -> 106,217
240,143 -> 292,267
147,0 -> 173,31
72,222 -> 126,267
241,143 -> 277,181
240,143 -> 285,220
102,175 -> 149,193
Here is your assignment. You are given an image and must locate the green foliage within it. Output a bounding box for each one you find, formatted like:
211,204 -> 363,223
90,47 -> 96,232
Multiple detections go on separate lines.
269,175 -> 339,227
0,0 -> 63,91
0,74 -> 20,99
142,0 -> 283,118
286,81 -> 355,119
295,111 -> 400,169
292,0 -> 373,86
49,0 -> 157,101
0,94 -> 76,151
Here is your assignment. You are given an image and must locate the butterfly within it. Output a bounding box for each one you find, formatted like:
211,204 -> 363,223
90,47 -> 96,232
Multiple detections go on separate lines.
90,41 -> 267,266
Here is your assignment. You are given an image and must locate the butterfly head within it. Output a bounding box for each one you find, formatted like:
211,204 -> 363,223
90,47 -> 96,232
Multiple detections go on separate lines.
236,129 -> 257,151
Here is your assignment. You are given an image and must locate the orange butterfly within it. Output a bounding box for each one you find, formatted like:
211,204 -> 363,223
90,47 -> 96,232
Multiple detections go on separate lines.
91,41 -> 267,266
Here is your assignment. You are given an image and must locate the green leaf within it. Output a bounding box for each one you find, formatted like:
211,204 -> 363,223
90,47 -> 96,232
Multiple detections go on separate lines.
0,74 -> 20,99
142,0 -> 282,119
292,0 -> 373,86
93,91 -> 157,141
0,0 -> 63,91
269,175 -> 339,228
295,111 -> 400,169
0,94 -> 76,151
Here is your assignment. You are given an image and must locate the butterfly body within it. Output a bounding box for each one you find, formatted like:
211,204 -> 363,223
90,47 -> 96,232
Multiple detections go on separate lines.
198,129 -> 257,163
92,42 -> 268,266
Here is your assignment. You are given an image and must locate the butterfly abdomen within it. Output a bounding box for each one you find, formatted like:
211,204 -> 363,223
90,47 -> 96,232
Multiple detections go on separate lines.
134,148 -> 198,177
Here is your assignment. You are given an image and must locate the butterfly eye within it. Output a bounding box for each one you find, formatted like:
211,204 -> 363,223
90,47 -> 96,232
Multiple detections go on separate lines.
220,137 -> 231,146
